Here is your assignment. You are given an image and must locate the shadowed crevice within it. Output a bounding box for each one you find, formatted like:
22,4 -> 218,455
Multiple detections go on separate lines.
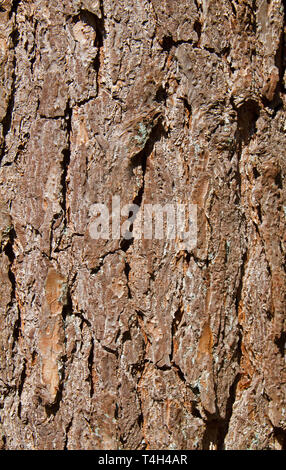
61,101 -> 72,228
120,118 -> 166,253
0,24 -> 19,164
202,326 -> 242,449
87,338 -> 94,397
275,331 -> 286,357
273,427 -> 286,449
17,359 -> 27,419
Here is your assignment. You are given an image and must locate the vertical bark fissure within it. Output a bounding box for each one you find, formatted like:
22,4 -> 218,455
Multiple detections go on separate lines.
120,119 -> 165,253
61,101 -> 72,229
87,337 -> 94,398
63,416 -> 73,450
1,6 -> 19,163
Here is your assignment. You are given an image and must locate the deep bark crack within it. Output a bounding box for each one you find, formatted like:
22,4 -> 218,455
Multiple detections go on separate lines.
87,338 -> 94,397
0,14 -> 19,164
120,118 -> 166,253
61,101 -> 72,229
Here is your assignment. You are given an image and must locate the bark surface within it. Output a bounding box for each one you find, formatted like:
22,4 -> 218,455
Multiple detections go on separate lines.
0,0 -> 286,450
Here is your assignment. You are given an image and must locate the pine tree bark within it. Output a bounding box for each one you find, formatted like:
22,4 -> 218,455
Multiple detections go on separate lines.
0,0 -> 286,450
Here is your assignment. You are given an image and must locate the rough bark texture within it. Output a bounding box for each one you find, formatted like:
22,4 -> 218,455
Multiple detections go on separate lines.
0,0 -> 286,450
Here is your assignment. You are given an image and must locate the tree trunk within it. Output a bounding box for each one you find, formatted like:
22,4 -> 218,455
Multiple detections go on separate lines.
0,0 -> 286,450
